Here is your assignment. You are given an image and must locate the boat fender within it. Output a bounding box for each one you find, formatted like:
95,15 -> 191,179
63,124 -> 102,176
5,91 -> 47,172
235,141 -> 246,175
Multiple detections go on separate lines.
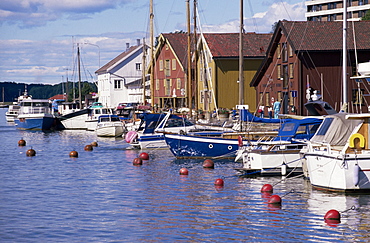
349,133 -> 365,149
125,131 -> 138,143
281,162 -> 287,176
353,163 -> 360,186
238,135 -> 243,147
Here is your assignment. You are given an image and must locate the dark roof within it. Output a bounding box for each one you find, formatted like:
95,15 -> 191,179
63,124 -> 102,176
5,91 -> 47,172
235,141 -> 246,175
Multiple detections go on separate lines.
281,20 -> 370,51
202,33 -> 273,58
161,33 -> 192,69
95,45 -> 144,74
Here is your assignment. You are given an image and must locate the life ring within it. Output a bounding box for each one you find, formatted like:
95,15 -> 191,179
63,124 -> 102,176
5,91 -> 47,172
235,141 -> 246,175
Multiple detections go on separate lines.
125,131 -> 138,144
349,133 -> 365,149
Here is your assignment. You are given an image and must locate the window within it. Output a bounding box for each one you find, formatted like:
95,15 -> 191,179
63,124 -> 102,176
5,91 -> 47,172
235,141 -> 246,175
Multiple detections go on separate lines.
165,60 -> 171,76
165,79 -> 171,96
289,63 -> 294,79
283,65 -> 288,88
289,44 -> 293,57
277,44 -> 281,59
282,43 -> 288,62
136,63 -> 141,71
172,59 -> 176,70
159,60 -> 163,71
289,91 -> 294,106
176,78 -> 181,89
265,93 -> 270,106
114,79 -> 122,89
316,118 -> 333,136
277,64 -> 281,79
200,90 -> 204,103
277,91 -> 282,102
155,79 -> 159,91
259,92 -> 264,106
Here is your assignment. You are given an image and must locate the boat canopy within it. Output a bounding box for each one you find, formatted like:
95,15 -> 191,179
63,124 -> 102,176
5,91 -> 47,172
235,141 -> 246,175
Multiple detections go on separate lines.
137,113 -> 193,134
273,118 -> 322,141
310,112 -> 362,146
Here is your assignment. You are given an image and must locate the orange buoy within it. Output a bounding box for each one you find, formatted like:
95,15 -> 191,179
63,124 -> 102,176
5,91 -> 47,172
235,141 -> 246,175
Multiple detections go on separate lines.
26,148 -> 36,157
133,157 -> 143,165
203,159 -> 214,168
139,152 -> 149,160
18,139 -> 26,146
91,141 -> 98,147
261,184 -> 273,193
179,168 -> 189,175
214,178 -> 224,186
268,195 -> 282,205
84,144 -> 93,151
69,150 -> 78,158
324,209 -> 341,220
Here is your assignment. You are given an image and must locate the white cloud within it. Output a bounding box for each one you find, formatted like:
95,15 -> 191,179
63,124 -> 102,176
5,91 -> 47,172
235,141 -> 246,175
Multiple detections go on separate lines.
202,2 -> 305,33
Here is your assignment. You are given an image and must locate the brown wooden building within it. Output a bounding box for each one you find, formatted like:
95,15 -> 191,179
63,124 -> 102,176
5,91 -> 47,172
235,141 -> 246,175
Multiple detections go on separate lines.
251,20 -> 370,116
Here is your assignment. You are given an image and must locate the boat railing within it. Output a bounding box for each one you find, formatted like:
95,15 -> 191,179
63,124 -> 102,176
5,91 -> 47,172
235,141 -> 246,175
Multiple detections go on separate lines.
19,106 -> 52,115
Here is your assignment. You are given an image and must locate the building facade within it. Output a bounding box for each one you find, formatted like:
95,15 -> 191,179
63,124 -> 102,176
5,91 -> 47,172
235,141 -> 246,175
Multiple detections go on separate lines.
306,0 -> 370,21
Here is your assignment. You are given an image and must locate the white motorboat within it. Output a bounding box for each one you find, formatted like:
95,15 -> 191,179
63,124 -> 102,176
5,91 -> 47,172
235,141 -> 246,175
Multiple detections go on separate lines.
5,104 -> 20,122
96,115 -> 124,137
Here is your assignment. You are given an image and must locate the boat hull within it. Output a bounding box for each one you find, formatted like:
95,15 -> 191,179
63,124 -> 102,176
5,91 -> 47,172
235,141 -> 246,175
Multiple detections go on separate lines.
14,114 -> 55,130
59,109 -> 89,130
164,133 -> 240,158
96,124 -> 124,137
137,134 -> 167,149
305,152 -> 370,191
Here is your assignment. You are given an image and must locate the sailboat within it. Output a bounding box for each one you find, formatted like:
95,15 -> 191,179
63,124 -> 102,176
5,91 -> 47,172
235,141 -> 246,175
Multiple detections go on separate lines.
303,3 -> 370,192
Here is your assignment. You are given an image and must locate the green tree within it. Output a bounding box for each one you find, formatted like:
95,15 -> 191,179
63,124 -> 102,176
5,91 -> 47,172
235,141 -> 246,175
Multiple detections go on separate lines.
362,10 -> 370,20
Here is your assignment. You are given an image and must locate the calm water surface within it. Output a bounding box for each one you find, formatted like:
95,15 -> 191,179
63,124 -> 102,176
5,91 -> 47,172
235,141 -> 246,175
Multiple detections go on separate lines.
0,108 -> 369,242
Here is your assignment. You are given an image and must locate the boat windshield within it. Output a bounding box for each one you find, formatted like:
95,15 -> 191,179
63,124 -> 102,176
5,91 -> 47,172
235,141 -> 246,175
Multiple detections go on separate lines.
316,118 -> 334,136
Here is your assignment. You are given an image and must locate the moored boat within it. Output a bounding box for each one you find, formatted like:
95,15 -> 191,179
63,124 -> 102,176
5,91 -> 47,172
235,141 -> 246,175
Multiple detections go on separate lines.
96,114 -> 124,137
5,104 -> 20,122
14,99 -> 55,130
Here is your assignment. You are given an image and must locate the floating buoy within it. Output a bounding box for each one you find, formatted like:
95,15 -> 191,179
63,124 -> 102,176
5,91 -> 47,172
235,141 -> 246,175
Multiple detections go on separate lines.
324,209 -> 341,220
214,178 -> 224,186
26,148 -> 36,157
18,139 -> 26,146
261,184 -> 273,193
133,157 -> 143,165
179,168 -> 189,175
91,141 -> 98,147
84,144 -> 93,151
69,150 -> 78,158
203,159 -> 214,168
139,152 -> 149,160
268,195 -> 282,205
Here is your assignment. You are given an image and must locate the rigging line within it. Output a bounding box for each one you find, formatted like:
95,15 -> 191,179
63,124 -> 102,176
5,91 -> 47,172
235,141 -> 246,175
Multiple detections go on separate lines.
246,0 -> 259,33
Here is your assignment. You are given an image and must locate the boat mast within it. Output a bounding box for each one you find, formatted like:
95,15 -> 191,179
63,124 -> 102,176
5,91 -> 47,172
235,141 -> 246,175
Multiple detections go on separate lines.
238,0 -> 244,105
77,43 -> 82,108
342,0 -> 348,110
187,0 -> 192,117
142,37 -> 146,105
150,0 -> 155,110
193,0 -> 198,113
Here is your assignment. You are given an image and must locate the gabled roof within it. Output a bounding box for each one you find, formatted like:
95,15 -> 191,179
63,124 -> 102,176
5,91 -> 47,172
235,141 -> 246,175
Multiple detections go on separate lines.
201,32 -> 272,58
250,20 -> 370,87
95,44 -> 147,75
281,20 -> 370,51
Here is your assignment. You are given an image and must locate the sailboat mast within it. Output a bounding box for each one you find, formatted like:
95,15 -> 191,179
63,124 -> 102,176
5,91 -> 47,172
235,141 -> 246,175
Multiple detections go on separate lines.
193,0 -> 198,113
142,37 -> 146,105
238,0 -> 244,105
342,0 -> 348,109
77,44 -> 82,108
150,0 -> 155,110
187,0 -> 192,116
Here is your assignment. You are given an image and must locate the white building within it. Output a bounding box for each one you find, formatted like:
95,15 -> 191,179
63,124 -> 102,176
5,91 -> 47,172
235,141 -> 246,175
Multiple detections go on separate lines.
95,40 -> 150,108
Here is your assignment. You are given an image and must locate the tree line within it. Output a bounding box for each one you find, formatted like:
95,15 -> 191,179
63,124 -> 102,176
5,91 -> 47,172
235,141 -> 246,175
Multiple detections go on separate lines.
0,81 -> 97,103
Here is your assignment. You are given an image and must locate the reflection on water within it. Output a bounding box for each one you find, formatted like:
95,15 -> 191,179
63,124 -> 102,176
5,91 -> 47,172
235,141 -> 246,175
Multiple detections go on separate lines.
0,108 -> 369,242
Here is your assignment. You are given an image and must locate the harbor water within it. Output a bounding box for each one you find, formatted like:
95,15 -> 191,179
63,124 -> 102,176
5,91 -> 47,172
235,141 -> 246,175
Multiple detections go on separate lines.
0,108 -> 369,242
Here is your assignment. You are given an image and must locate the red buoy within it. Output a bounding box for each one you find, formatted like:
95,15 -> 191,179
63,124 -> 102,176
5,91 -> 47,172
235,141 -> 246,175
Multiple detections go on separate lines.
214,178 -> 224,186
18,139 -> 26,146
179,168 -> 189,175
261,184 -> 273,193
26,149 -> 36,157
84,144 -> 93,151
91,141 -> 98,147
69,150 -> 78,158
203,159 -> 214,168
324,209 -> 341,220
139,152 -> 149,160
133,157 -> 143,165
268,195 -> 282,205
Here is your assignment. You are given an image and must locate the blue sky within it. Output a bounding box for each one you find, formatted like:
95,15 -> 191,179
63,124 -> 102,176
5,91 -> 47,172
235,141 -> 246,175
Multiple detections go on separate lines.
0,0 -> 306,85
